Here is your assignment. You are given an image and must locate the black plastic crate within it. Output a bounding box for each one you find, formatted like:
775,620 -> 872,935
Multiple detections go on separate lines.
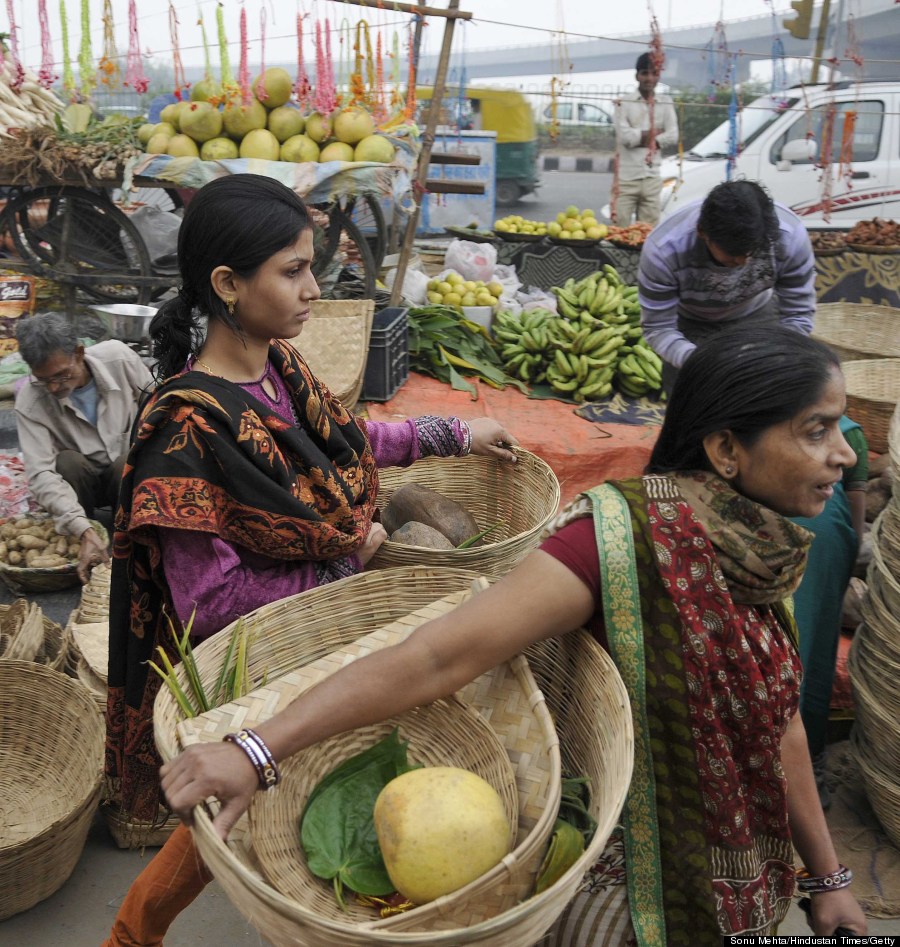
362,306 -> 409,402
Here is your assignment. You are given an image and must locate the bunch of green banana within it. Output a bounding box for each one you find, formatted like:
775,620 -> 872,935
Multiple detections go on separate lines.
493,308 -> 560,384
545,322 -> 629,402
616,337 -> 664,396
551,265 -> 641,328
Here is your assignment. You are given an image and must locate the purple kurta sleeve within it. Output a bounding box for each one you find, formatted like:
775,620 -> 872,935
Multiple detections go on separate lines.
159,529 -> 361,641
362,416 -> 468,468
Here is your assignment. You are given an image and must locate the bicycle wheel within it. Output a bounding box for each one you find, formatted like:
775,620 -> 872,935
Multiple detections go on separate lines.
342,193 -> 387,270
3,186 -> 154,304
311,205 -> 377,299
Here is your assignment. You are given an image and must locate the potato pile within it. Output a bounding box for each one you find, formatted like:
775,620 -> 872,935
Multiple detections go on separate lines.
0,517 -> 80,569
381,484 -> 485,549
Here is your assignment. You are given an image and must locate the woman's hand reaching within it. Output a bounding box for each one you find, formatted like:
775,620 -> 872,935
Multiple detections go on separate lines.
359,522 -> 388,565
467,418 -> 519,464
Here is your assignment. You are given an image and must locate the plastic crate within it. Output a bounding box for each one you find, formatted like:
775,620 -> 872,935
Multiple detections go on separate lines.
361,306 -> 409,402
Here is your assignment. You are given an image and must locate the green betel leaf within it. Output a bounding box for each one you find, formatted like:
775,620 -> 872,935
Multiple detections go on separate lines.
300,729 -> 414,906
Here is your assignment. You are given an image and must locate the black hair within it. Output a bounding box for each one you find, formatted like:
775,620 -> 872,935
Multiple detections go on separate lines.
15,311 -> 79,369
647,326 -> 841,474
635,52 -> 655,73
696,179 -> 781,257
150,174 -> 311,380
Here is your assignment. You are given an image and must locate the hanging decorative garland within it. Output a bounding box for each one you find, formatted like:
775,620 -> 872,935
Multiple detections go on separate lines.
237,6 -> 251,103
404,20 -> 418,123
546,0 -> 572,145
255,8 -> 268,102
3,0 -> 25,89
78,0 -> 97,98
644,6 -> 665,167
125,0 -> 149,93
99,0 -> 121,89
313,19 -> 337,116
217,2 -> 236,90
59,0 -> 76,98
169,2 -> 189,100
725,55 -> 740,180
704,18 -> 729,101
37,0 -> 57,89
295,13 -> 312,111
764,0 -> 788,98
372,30 -> 387,124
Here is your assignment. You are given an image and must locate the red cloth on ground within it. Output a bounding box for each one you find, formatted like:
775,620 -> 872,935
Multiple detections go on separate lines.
363,373 -> 658,506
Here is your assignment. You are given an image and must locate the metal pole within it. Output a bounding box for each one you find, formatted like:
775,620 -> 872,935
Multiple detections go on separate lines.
389,0 -> 462,306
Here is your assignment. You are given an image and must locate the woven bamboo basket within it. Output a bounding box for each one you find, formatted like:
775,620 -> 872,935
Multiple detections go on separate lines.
180,629 -> 631,947
811,303 -> 900,362
370,450 -> 560,580
0,518 -> 109,595
76,562 -> 111,624
0,599 -> 69,671
154,567 -> 632,946
851,728 -> 900,850
0,661 -> 104,919
285,299 -> 375,410
250,697 -> 520,921
841,359 -> 900,454
860,569 -> 900,666
158,570 -> 563,930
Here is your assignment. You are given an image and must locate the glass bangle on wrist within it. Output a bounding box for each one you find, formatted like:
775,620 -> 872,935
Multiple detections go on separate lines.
796,864 -> 853,893
223,728 -> 281,790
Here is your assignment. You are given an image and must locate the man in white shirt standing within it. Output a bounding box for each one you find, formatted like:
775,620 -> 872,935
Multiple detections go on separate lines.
15,312 -> 153,582
614,51 -> 679,226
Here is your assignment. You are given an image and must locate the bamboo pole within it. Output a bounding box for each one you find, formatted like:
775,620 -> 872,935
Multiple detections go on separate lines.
325,0 -> 471,19
389,0 -> 463,305
809,0 -> 833,85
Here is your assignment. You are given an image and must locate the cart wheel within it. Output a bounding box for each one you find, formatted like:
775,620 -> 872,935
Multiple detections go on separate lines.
311,204 -> 377,299
341,194 -> 387,270
108,186 -> 184,214
3,186 -> 155,305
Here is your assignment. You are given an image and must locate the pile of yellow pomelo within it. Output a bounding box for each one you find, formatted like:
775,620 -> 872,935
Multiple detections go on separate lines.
493,214 -> 547,236
426,271 -> 505,310
137,68 -> 396,165
546,206 -> 608,240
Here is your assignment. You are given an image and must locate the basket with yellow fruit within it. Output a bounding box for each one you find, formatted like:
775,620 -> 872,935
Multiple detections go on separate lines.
546,207 -> 608,246
493,215 -> 547,242
425,271 -> 506,311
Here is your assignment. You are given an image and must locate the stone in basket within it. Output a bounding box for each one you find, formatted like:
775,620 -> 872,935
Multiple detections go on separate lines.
0,516 -> 109,595
154,566 -> 632,946
0,661 -> 104,920
371,450 -> 561,580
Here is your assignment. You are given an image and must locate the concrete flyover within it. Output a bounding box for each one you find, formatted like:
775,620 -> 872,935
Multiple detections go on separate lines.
415,0 -> 899,91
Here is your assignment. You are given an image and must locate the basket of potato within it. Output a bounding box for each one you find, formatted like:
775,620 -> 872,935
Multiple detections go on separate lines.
0,516 -> 109,595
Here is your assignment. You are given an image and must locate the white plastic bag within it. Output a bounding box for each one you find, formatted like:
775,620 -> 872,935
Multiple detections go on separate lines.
517,287 -> 558,314
444,239 -> 497,282
384,263 -> 429,305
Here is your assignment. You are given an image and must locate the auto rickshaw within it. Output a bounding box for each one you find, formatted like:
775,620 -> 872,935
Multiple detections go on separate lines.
416,86 -> 540,205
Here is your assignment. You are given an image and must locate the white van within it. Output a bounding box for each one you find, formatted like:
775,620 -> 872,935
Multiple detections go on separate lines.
659,80 -> 899,229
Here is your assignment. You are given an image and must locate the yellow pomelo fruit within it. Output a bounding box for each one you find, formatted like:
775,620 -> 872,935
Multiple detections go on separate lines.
353,134 -> 395,163
267,105 -> 305,142
252,67 -> 293,109
280,134 -> 320,163
146,133 -> 172,155
159,103 -> 181,127
190,77 -> 223,103
167,134 -> 200,158
151,122 -> 176,139
319,141 -> 355,162
222,97 -> 267,139
374,767 -> 510,904
137,123 -> 156,146
239,128 -> 281,161
304,111 -> 332,143
179,102 -> 224,143
333,106 -> 376,145
200,137 -> 239,160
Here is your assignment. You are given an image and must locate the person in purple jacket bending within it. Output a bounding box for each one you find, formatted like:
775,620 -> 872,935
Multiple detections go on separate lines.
102,174 -> 516,947
638,179 -> 815,393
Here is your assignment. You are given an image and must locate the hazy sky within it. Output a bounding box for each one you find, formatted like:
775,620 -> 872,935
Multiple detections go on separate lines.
10,0 -> 793,72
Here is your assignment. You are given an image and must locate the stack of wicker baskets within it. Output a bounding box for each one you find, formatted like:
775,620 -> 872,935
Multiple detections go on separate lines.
0,661 -> 104,919
0,598 -> 69,670
849,402 -> 900,847
65,562 -> 111,713
153,566 -> 633,946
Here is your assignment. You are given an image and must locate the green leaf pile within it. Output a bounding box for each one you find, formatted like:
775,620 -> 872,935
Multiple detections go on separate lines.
407,305 -> 529,399
299,728 -> 415,909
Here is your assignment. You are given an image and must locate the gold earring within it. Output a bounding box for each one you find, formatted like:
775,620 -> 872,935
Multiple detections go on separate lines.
226,297 -> 236,318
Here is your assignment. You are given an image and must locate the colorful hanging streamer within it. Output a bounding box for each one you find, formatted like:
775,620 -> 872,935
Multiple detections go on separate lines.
704,21 -> 729,101
255,8 -> 268,102
313,20 -> 337,115
37,0 -> 57,89
238,6 -> 251,103
99,0 -> 121,89
217,2 -> 235,88
78,0 -> 97,97
725,59 -> 740,180
169,1 -> 189,100
59,0 -> 76,96
4,0 -> 25,89
125,0 -> 149,93
294,14 -> 312,111
644,8 -> 666,167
